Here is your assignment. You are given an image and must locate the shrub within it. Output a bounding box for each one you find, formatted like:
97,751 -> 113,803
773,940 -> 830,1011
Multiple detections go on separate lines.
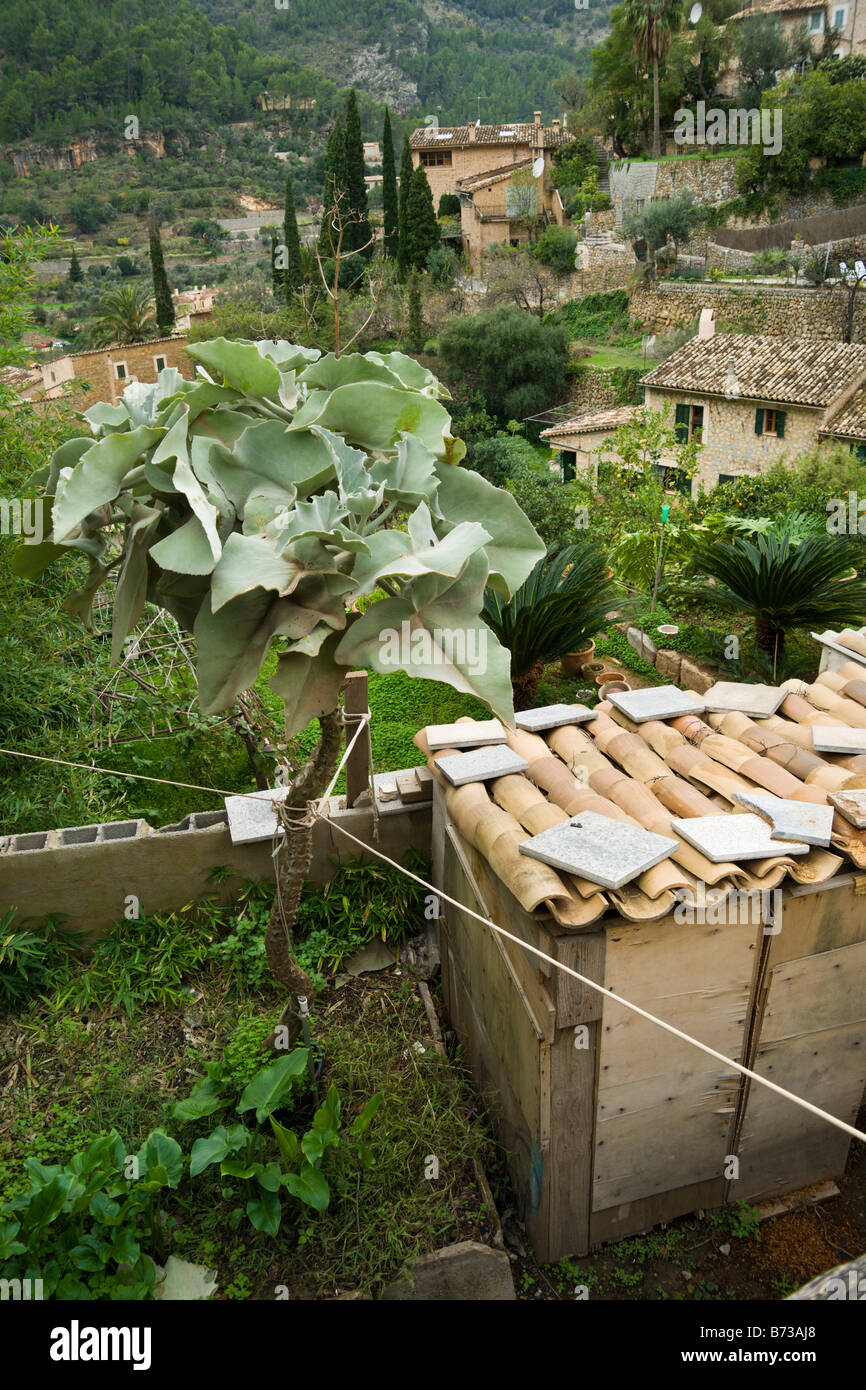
532,225 -> 578,274
438,304 -> 569,424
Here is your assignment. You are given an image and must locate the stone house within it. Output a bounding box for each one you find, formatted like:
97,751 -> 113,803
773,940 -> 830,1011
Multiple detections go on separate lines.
410,112 -> 574,271
719,0 -> 866,96
641,330 -> 866,494
18,337 -> 194,410
540,406 -> 636,484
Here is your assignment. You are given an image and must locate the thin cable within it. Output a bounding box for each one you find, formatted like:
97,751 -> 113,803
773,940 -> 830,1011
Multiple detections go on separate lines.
320,811 -> 866,1146
321,711 -> 371,803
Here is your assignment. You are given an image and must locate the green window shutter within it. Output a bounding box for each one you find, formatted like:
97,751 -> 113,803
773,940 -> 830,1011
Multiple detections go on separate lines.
754,408 -> 764,435
776,410 -> 786,438
674,402 -> 689,444
562,450 -> 576,483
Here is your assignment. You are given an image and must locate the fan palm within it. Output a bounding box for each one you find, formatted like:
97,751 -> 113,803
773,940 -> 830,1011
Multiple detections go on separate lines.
90,284 -> 156,346
483,541 -> 622,708
623,0 -> 682,160
690,530 -> 866,679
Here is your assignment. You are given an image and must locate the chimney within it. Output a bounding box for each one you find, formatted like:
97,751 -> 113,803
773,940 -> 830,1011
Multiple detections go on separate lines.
534,110 -> 542,127
467,121 -> 476,142
552,118 -> 561,134
698,307 -> 715,340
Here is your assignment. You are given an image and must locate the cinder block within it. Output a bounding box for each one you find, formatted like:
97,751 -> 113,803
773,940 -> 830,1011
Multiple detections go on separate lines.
396,770 -> 431,804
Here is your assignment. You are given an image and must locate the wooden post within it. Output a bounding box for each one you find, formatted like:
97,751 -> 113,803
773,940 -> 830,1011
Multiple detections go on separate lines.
343,670 -> 371,808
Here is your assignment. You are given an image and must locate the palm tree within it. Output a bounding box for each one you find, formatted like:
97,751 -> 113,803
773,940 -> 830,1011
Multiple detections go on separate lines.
90,284 -> 156,347
623,0 -> 682,160
483,542 -> 622,708
691,529 -> 866,679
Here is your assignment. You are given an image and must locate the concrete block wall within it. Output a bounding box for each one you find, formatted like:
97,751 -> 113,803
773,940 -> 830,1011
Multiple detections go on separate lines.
0,775 -> 433,939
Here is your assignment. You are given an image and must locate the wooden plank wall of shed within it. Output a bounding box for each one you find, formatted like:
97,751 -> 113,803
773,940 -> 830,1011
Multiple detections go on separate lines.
588,912 -> 757,1246
439,810 -> 601,1261
733,879 -> 866,1203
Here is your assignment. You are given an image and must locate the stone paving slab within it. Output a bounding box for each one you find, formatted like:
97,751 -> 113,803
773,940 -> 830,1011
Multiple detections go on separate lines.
435,745 -> 529,787
811,630 -> 866,667
514,703 -> 596,732
732,791 -> 834,848
828,787 -> 866,829
607,686 -> 705,723
425,718 -> 506,751
703,681 -> 786,718
670,812 -> 809,863
224,787 -> 288,845
518,810 -> 679,889
812,725 -> 866,754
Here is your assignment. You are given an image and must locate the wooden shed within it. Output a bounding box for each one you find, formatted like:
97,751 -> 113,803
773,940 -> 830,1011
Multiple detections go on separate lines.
417,669 -> 866,1262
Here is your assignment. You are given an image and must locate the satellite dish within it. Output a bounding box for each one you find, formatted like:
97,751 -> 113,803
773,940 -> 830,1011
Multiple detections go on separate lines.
689,2 -> 702,21
532,156 -> 545,179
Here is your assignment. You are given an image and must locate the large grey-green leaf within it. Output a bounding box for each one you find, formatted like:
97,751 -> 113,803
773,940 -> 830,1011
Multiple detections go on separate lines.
290,382 -> 454,458
150,516 -> 218,576
370,433 -> 439,508
298,352 -> 406,393
270,633 -> 346,738
210,533 -> 307,611
111,502 -> 163,662
195,589 -> 332,712
231,420 -> 336,498
52,427 -> 162,541
367,350 -> 446,397
185,338 -> 283,398
432,463 -> 545,598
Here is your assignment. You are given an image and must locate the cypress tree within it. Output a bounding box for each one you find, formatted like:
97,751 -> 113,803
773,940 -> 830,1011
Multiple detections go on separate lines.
148,218 -> 174,335
397,132 -> 413,275
403,165 -> 439,273
382,107 -> 399,261
319,117 -> 349,262
68,246 -> 83,284
344,89 -> 372,257
282,173 -> 303,296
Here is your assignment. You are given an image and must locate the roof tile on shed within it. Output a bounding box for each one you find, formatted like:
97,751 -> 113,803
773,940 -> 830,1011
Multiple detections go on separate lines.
821,384 -> 866,442
414,666 -> 866,926
540,406 -> 635,438
410,124 -> 572,150
641,334 -> 866,408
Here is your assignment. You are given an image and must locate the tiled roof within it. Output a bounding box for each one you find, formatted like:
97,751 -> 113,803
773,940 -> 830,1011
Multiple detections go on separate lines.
541,406 -> 635,439
68,335 -> 186,361
820,384 -> 866,441
410,123 -> 572,151
641,335 -> 866,408
414,662 -> 866,928
728,0 -> 825,18
457,158 -> 534,193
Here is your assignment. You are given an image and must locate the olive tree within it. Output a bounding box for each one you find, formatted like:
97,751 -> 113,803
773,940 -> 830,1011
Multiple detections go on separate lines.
14,337 -> 544,1012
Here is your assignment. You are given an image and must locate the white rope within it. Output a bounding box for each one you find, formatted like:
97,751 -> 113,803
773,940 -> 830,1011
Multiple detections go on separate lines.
321,711 -> 372,804
320,813 -> 866,1147
4,740 -> 866,1145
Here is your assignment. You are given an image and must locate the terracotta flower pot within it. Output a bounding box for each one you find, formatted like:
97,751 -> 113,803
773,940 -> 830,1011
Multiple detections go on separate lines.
599,678 -> 631,699
561,639 -> 595,680
595,668 -> 622,687
581,659 -> 605,681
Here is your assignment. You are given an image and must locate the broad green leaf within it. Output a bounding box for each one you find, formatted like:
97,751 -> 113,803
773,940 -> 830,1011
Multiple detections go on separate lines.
150,515 -> 219,576
290,382 -> 454,458
136,1131 -> 183,1189
229,419 -> 337,500
432,463 -> 545,598
257,340 -> 320,371
367,350 -> 446,397
236,1049 -> 310,1123
186,338 -> 283,398
27,1175 -> 74,1228
52,427 -> 162,541
195,589 -> 329,713
62,558 -> 113,630
370,433 -> 440,507
83,401 -> 129,430
269,1117 -> 299,1168
89,1193 -> 122,1225
110,1227 -> 140,1266
9,539 -> 68,581
270,633 -> 346,738
111,502 -> 162,663
283,1163 -> 330,1213
256,1163 -> 282,1193
39,436 -> 93,496
246,1189 -> 281,1236
350,1091 -> 383,1137
298,352 -> 406,392
189,1126 -> 245,1178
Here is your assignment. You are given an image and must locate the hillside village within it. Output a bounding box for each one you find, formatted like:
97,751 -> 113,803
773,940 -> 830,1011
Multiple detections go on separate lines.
1,0 -> 866,1329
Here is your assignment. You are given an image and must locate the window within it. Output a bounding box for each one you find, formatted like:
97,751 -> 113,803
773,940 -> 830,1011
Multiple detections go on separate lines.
852,443 -> 866,462
808,10 -> 823,29
561,449 -> 577,483
115,362 -> 128,380
832,5 -> 847,28
755,406 -> 786,438
420,150 -> 452,167
653,463 -> 692,496
674,402 -> 704,443
154,355 -> 167,372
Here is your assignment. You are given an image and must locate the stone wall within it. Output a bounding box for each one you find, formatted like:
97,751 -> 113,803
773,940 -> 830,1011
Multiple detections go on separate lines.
568,366 -> 619,411
630,280 -> 866,342
65,336 -> 194,409
610,156 -> 741,224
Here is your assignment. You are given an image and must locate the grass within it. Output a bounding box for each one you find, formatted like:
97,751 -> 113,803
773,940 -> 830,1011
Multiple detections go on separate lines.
579,345 -> 647,371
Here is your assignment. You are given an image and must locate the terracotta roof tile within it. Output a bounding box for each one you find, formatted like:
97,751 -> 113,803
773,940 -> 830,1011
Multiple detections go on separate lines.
414,664 -> 866,921
641,334 -> 866,407
820,384 -> 866,441
410,123 -> 572,151
728,0 -> 825,18
456,158 -> 534,192
541,406 -> 635,438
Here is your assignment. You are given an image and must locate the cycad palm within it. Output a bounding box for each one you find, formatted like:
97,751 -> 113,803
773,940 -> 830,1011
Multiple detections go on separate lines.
90,284 -> 156,346
623,0 -> 682,159
692,530 -> 866,677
